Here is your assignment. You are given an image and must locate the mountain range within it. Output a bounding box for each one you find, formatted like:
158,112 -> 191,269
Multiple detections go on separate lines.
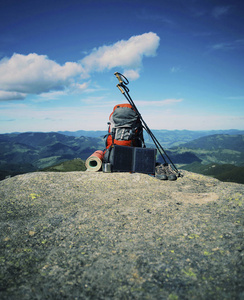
0,130 -> 243,183
58,129 -> 244,148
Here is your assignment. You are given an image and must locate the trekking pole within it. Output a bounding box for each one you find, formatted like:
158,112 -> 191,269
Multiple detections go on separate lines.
114,72 -> 168,163
115,73 -> 167,164
114,72 -> 181,176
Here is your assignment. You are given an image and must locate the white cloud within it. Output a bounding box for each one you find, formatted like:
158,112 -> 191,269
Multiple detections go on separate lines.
0,103 -> 111,132
212,6 -> 231,19
0,53 -> 83,96
37,90 -> 68,101
70,82 -> 90,92
226,96 -> 244,100
1,102 -> 243,132
0,32 -> 160,101
139,110 -> 244,131
136,99 -> 183,107
0,90 -> 26,101
123,69 -> 140,81
81,32 -> 160,74
209,39 -> 244,52
170,66 -> 182,73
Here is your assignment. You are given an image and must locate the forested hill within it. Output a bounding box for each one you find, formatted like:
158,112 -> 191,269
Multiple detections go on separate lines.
175,134 -> 244,151
0,132 -> 104,180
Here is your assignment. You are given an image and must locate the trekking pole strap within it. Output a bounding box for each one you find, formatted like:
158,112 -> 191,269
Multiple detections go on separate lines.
114,72 -> 129,85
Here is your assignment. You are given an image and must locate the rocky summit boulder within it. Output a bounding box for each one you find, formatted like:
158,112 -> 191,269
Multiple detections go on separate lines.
0,171 -> 243,299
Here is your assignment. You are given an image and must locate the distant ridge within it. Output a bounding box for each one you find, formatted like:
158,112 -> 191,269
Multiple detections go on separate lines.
3,129 -> 244,148
1,131 -> 244,183
57,129 -> 244,137
58,130 -> 107,138
176,134 -> 244,151
58,129 -> 244,148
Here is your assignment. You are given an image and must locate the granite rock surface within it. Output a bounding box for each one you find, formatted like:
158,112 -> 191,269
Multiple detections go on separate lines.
0,171 -> 243,299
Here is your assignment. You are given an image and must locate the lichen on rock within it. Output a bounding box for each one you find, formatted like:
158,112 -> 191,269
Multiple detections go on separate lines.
0,171 -> 243,299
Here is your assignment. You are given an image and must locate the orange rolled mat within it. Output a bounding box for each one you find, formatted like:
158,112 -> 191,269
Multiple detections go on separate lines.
85,150 -> 104,172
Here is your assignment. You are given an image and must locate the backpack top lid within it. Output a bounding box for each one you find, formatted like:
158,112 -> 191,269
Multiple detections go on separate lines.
111,103 -> 134,111
109,104 -> 138,127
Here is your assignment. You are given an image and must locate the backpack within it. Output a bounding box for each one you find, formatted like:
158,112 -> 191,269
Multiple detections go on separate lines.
104,103 -> 144,150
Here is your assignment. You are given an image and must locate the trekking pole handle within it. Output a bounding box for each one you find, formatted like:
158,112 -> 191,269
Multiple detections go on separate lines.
116,84 -> 125,94
114,72 -> 124,84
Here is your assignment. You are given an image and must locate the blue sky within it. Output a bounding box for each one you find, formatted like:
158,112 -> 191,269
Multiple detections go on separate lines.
0,0 -> 243,133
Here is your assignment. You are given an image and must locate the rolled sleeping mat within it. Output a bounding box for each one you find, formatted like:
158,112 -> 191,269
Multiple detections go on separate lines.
85,150 -> 104,172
